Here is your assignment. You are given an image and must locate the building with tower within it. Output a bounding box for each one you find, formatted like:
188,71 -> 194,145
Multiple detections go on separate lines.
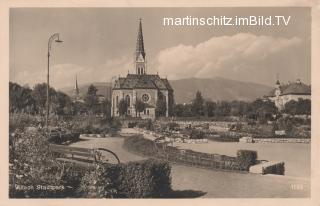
264,78 -> 311,110
111,19 -> 174,119
72,75 -> 82,102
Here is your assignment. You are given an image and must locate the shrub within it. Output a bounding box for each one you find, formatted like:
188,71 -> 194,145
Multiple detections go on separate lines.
236,150 -> 257,171
128,122 -> 138,128
9,129 -> 82,198
123,135 -> 158,156
262,162 -> 285,175
189,129 -> 205,139
80,159 -> 171,198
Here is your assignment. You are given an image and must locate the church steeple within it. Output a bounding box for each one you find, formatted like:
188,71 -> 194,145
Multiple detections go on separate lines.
135,18 -> 147,75
73,75 -> 79,96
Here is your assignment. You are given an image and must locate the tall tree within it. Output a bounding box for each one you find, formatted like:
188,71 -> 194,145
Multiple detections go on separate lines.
118,99 -> 128,117
156,92 -> 167,117
51,91 -> 71,116
135,99 -> 146,117
84,84 -> 99,115
204,101 -> 217,117
32,83 -> 56,114
191,91 -> 205,116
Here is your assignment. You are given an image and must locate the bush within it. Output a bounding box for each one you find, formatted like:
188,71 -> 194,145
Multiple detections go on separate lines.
128,122 -> 138,128
189,129 -> 205,139
80,159 -> 171,198
9,113 -> 40,132
262,162 -> 285,175
123,135 -> 158,156
236,150 -> 257,171
9,129 -> 83,198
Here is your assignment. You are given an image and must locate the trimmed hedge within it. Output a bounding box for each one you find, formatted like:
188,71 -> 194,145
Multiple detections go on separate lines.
124,135 -> 258,172
80,159 -> 171,198
262,162 -> 285,175
236,150 -> 257,171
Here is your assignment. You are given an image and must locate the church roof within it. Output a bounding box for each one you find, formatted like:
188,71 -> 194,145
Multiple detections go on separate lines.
266,81 -> 311,97
113,74 -> 173,91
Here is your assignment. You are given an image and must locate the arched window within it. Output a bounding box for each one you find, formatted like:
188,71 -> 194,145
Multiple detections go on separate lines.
116,96 -> 119,106
125,95 -> 130,106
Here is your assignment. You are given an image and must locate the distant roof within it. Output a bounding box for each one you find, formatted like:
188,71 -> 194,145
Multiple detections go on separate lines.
113,74 -> 173,91
266,81 -> 311,97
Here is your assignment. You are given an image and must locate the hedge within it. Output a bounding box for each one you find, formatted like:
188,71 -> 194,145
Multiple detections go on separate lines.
124,135 -> 258,172
262,162 -> 285,175
236,150 -> 257,171
80,159 -> 171,198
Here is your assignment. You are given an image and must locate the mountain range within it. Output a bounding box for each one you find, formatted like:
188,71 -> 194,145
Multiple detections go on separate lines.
60,77 -> 272,103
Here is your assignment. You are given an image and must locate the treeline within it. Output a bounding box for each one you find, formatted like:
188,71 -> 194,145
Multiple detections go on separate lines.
174,91 -> 311,121
9,82 -> 110,117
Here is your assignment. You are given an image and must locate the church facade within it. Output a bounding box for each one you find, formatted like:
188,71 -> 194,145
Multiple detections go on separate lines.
111,20 -> 174,119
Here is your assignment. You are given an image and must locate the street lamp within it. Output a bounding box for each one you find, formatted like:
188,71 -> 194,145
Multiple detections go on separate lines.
46,33 -> 63,129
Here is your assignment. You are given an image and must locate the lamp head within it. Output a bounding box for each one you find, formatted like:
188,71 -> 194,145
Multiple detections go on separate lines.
55,39 -> 63,43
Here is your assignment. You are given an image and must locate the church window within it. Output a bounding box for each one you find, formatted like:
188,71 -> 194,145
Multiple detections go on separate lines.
142,93 -> 150,103
144,109 -> 146,115
116,96 -> 119,106
125,95 -> 130,106
147,109 -> 149,115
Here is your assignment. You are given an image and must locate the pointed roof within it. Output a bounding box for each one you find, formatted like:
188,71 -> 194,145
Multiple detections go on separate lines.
265,81 -> 311,97
136,19 -> 146,61
74,75 -> 79,95
113,74 -> 173,91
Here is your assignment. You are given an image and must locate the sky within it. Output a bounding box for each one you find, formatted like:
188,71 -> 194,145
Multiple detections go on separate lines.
9,7 -> 311,89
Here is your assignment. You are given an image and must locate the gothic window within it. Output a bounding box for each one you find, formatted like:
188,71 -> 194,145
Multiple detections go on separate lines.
125,95 -> 130,106
147,109 -> 149,115
116,96 -> 119,106
142,93 -> 150,103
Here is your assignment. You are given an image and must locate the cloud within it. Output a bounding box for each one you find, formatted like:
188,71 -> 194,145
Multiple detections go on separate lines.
155,33 -> 302,80
13,55 -> 133,89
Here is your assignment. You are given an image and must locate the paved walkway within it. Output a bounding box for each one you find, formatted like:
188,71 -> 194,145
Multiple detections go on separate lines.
70,135 -> 310,198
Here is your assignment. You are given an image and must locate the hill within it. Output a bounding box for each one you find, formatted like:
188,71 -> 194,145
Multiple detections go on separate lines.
61,77 -> 272,103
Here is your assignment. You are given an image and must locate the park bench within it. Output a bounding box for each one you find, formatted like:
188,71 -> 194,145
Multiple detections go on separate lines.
49,144 -> 120,168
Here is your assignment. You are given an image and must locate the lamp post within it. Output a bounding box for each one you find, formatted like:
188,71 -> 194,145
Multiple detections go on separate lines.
46,33 -> 63,129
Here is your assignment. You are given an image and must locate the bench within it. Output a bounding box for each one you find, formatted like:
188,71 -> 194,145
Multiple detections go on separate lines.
49,144 -> 120,168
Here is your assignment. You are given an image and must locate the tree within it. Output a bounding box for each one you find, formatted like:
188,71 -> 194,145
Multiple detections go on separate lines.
216,101 -> 231,117
118,99 -> 128,117
156,92 -> 167,117
99,99 -> 111,118
284,99 -> 311,115
248,99 -> 278,122
204,101 -> 217,117
84,84 -> 99,115
9,82 -> 36,114
191,91 -> 205,116
51,91 -> 71,116
135,99 -> 146,117
32,83 -> 56,115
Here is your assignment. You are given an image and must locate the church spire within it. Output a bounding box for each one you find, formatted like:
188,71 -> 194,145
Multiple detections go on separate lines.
136,18 -> 145,60
74,75 -> 79,96
135,18 -> 147,75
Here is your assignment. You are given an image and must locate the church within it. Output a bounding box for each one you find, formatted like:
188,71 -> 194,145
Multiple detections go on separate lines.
111,19 -> 174,119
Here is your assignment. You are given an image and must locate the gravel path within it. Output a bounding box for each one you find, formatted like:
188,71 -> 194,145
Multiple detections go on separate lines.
69,135 -> 310,198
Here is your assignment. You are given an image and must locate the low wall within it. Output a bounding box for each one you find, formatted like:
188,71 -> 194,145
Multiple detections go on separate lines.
253,138 -> 310,143
123,135 -> 254,172
250,161 -> 285,175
